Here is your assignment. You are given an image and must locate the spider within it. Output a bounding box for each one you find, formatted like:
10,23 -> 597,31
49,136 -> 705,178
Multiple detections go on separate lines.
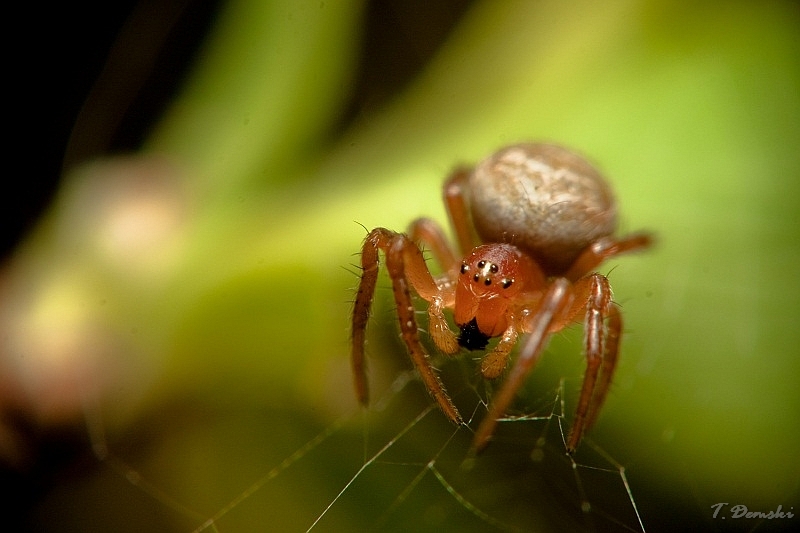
351,143 -> 651,454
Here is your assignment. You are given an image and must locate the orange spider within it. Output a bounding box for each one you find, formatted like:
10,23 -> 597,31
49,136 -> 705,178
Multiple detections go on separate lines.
351,143 -> 651,453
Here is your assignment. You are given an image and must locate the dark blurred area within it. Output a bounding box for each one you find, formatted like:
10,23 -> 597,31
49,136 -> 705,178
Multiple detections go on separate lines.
3,0 -> 472,261
4,0 -> 218,259
2,0 -> 472,527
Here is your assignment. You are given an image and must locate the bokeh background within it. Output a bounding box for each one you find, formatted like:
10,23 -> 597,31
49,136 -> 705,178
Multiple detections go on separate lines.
2,1 -> 798,531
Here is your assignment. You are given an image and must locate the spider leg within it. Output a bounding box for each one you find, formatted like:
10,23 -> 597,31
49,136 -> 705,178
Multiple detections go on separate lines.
443,167 -> 479,255
584,302 -> 621,433
351,230 -> 382,407
408,218 -> 460,354
565,273 -> 615,453
408,217 -> 458,272
479,324 -> 520,379
426,295 -> 460,355
351,228 -> 463,425
565,233 -> 653,281
471,279 -> 572,454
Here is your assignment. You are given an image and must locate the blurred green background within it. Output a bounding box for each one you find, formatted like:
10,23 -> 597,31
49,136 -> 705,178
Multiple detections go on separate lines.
2,0 -> 798,531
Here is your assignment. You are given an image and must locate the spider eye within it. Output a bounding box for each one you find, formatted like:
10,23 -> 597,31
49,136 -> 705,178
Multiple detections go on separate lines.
489,263 -> 499,273
477,260 -> 486,268
484,278 -> 491,286
501,279 -> 514,289
460,263 -> 469,274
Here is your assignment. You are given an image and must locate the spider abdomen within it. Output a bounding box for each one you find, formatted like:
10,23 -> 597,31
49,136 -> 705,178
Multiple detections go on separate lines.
468,143 -> 617,274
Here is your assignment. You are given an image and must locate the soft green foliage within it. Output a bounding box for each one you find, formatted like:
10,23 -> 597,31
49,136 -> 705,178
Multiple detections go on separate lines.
6,1 -> 799,531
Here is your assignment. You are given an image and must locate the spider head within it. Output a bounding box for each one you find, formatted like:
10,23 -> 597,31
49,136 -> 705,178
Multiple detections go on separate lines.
454,244 -> 539,349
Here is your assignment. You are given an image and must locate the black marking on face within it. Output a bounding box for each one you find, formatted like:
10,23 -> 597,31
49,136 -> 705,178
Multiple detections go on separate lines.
457,317 -> 490,351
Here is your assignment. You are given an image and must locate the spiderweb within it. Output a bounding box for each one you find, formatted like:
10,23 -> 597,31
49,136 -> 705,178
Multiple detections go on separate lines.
49,320 -> 648,533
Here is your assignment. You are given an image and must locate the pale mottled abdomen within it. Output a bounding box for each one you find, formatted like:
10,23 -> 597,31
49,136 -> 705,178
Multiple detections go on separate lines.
468,143 -> 617,274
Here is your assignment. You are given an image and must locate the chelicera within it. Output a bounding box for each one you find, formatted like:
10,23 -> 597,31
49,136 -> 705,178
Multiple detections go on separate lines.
351,143 -> 651,453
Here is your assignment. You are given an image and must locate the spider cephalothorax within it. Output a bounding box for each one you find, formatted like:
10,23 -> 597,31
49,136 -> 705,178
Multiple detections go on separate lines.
455,244 -> 539,350
351,143 -> 651,453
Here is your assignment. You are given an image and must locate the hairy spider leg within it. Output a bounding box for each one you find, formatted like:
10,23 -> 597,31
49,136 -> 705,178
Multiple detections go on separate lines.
351,228 -> 463,425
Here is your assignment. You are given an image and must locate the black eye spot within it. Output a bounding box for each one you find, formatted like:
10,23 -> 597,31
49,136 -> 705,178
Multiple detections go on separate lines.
502,279 -> 514,289
460,263 -> 468,274
473,274 -> 480,282
477,260 -> 486,268
484,279 -> 491,286
489,263 -> 499,273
